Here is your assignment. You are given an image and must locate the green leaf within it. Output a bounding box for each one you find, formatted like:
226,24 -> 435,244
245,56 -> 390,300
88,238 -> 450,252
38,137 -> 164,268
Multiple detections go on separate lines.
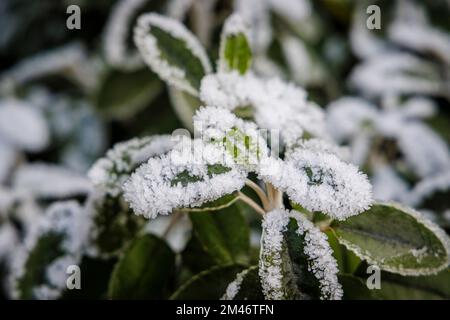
170,264 -> 245,300
94,68 -> 163,120
259,210 -> 343,300
220,33 -> 252,74
189,204 -> 250,266
182,193 -> 239,212
134,13 -> 211,95
376,269 -> 450,300
326,230 -> 361,275
222,266 -> 264,300
108,234 -> 175,299
338,274 -> 376,300
331,202 -> 450,276
87,195 -> 145,258
16,232 -> 65,300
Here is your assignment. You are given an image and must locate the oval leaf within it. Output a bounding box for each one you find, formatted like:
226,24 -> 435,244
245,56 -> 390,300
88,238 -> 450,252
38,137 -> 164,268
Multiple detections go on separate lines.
108,234 -> 175,299
221,266 -> 264,300
331,202 -> 450,276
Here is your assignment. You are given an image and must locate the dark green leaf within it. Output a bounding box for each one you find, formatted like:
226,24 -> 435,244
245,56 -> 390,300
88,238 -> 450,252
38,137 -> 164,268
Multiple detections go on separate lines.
332,202 -> 450,276
108,234 -> 175,299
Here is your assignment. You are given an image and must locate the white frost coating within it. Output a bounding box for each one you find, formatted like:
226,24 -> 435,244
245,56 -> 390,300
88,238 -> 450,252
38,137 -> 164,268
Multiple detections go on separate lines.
405,171 -> 450,208
221,268 -> 251,300
341,202 -> 450,276
123,139 -> 247,219
326,97 -> 377,143
193,106 -> 269,167
218,14 -> 251,73
285,138 -> 350,162
0,42 -> 91,91
349,52 -> 443,98
0,98 -> 49,152
134,13 -> 212,95
388,0 -> 450,65
259,209 -> 342,300
281,34 -> 324,86
259,150 -> 372,220
10,201 -> 89,299
166,0 -> 195,20
103,0 -> 149,70
13,163 -> 92,199
200,72 -> 328,147
234,0 -> 272,53
88,135 -> 175,196
268,0 -> 311,23
372,165 -> 409,202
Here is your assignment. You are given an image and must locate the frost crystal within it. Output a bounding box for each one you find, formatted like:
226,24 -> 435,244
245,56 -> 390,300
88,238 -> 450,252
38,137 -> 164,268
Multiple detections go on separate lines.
199,72 -> 328,147
134,13 -> 212,95
10,201 -> 89,299
221,268 -> 250,300
259,149 -> 372,220
259,209 -> 342,300
88,135 -> 175,196
13,164 -> 92,199
123,139 -> 247,219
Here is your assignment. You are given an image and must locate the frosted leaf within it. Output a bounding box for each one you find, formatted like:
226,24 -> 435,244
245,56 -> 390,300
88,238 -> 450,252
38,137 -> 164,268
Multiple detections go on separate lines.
221,268 -> 250,300
193,106 -> 269,168
349,52 -> 443,98
372,165 -> 409,202
396,123 -> 450,178
123,139 -> 247,219
10,201 -> 89,299
234,0 -> 272,53
268,0 -> 312,23
280,34 -> 325,86
0,42 -> 95,92
134,13 -> 212,95
103,0 -> 149,70
199,72 -> 328,147
388,0 -> 450,65
88,135 -> 175,197
259,150 -> 372,220
285,138 -> 350,162
259,209 -> 343,300
326,97 -> 378,143
405,171 -> 450,208
13,163 -> 92,199
0,140 -> 17,183
0,98 -> 49,152
166,0 -> 195,20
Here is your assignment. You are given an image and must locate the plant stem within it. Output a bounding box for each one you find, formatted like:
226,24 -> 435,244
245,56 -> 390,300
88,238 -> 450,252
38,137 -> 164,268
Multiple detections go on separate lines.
163,210 -> 183,238
245,179 -> 270,211
265,182 -> 284,211
238,191 -> 266,216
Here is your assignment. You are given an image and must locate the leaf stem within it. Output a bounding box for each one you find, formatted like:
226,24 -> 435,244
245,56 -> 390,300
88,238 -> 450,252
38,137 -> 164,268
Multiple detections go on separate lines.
238,191 -> 266,216
245,179 -> 270,211
163,210 -> 183,238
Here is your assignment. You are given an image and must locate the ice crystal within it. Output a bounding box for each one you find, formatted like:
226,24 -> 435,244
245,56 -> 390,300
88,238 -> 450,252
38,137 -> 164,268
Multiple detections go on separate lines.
259,209 -> 342,300
88,135 -> 175,196
123,139 -> 247,219
221,268 -> 250,300
199,72 -> 328,148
